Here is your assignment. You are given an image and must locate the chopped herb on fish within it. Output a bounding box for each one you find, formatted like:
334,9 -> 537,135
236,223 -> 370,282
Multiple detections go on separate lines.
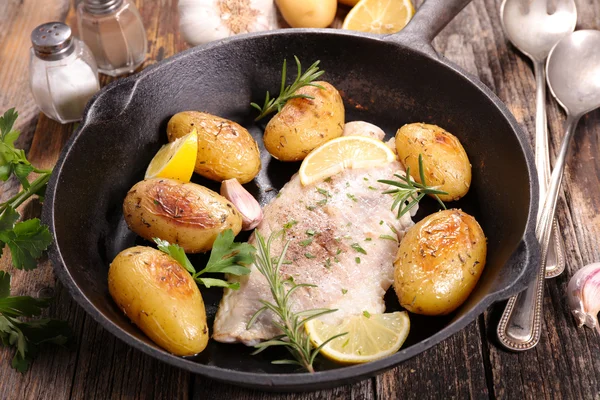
300,238 -> 313,247
351,243 -> 367,255
379,234 -> 398,241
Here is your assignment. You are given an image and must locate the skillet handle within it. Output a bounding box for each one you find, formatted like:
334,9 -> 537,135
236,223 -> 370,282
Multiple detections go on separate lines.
384,0 -> 472,55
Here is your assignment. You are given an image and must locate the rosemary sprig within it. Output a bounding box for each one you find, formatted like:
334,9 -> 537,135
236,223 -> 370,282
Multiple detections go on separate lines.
251,56 -> 325,121
247,231 -> 346,373
378,154 -> 448,218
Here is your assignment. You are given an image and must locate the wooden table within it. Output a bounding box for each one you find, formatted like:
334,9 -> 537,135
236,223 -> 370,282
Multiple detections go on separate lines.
1,0 -> 600,398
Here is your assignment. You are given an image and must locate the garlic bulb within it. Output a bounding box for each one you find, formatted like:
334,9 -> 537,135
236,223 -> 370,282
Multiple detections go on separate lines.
178,0 -> 278,46
220,178 -> 263,230
568,262 -> 600,333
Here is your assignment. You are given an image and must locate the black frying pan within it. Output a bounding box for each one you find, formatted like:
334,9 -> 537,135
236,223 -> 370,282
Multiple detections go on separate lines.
42,0 -> 540,391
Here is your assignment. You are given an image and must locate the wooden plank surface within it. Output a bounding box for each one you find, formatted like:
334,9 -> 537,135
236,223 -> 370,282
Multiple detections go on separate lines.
0,0 -> 599,399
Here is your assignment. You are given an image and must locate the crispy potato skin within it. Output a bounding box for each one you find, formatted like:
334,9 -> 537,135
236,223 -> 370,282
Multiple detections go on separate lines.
123,178 -> 242,253
393,209 -> 486,316
395,123 -> 471,201
264,81 -> 344,161
167,111 -> 261,184
108,246 -> 208,356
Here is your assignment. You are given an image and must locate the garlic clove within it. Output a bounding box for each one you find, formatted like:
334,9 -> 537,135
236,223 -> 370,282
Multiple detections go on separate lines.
178,0 -> 278,46
568,262 -> 600,334
220,178 -> 263,231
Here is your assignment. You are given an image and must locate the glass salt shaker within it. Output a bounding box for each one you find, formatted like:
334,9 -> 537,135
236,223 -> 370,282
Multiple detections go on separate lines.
29,22 -> 100,124
77,0 -> 147,77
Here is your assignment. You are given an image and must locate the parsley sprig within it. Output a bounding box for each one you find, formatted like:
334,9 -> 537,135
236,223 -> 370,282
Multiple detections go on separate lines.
251,56 -> 325,121
247,231 -> 346,373
0,108 -> 53,270
378,154 -> 448,218
0,271 -> 73,372
155,229 -> 255,290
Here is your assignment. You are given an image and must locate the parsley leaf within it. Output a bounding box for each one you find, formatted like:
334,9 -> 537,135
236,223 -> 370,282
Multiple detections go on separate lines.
196,277 -> 240,290
200,229 -> 255,276
154,238 -> 195,274
0,108 -> 18,139
0,271 -> 73,373
0,216 -> 52,271
0,218 -> 53,271
155,230 -> 255,290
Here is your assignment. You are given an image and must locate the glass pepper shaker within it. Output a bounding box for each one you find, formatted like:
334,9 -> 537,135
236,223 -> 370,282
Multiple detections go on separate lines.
29,22 -> 100,124
77,0 -> 147,77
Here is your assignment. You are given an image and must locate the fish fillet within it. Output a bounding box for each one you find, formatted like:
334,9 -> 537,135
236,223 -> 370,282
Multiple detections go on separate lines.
213,150 -> 414,345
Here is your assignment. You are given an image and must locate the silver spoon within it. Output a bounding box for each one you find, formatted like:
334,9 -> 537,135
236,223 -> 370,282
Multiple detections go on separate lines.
498,30 -> 600,351
500,0 -> 576,278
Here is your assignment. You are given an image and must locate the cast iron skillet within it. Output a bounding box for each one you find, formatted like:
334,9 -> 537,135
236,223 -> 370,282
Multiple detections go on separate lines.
42,0 -> 540,391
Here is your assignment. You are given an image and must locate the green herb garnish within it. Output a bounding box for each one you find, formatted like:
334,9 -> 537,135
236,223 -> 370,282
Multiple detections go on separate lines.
363,311 -> 371,318
251,57 -> 325,121
378,154 -> 447,218
283,220 -> 298,230
299,238 -> 313,247
379,234 -> 398,241
351,243 -> 367,255
316,187 -> 331,197
346,193 -> 357,202
342,289 -> 348,295
0,271 -> 73,372
306,229 -> 317,236
247,231 -> 346,373
355,257 -> 361,264
305,253 -> 316,259
0,109 -> 53,271
155,230 -> 254,290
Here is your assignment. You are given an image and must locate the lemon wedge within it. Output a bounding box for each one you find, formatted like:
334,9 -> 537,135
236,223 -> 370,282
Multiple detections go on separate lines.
145,131 -> 198,182
298,136 -> 396,186
305,311 -> 410,364
342,0 -> 415,34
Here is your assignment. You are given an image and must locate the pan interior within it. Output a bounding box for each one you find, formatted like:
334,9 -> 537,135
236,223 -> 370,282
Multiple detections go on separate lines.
50,32 -> 531,375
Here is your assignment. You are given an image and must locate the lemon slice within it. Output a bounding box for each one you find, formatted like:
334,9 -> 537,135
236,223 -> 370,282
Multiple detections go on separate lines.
342,0 -> 415,34
299,136 -> 396,186
306,311 -> 410,363
145,131 -> 198,182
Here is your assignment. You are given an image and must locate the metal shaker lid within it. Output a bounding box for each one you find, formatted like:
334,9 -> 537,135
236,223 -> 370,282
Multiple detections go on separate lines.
31,22 -> 75,61
83,0 -> 124,14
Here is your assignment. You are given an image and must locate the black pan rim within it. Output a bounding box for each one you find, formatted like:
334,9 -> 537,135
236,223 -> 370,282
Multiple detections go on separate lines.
42,28 -> 539,391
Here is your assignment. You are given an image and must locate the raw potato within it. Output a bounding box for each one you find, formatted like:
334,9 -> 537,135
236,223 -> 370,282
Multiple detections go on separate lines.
276,0 -> 337,28
395,123 -> 471,201
108,246 -> 208,356
123,178 -> 242,253
167,111 -> 261,184
394,209 -> 486,316
264,81 -> 345,161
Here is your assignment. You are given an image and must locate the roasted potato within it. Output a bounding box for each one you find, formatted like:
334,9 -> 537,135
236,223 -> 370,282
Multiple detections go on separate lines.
108,246 -> 208,356
264,81 -> 344,161
393,209 -> 486,315
123,178 -> 242,253
395,123 -> 471,201
167,111 -> 261,184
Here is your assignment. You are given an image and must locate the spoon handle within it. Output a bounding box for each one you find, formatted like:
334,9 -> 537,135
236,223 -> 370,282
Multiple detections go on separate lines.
533,61 -> 566,279
497,115 -> 580,351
